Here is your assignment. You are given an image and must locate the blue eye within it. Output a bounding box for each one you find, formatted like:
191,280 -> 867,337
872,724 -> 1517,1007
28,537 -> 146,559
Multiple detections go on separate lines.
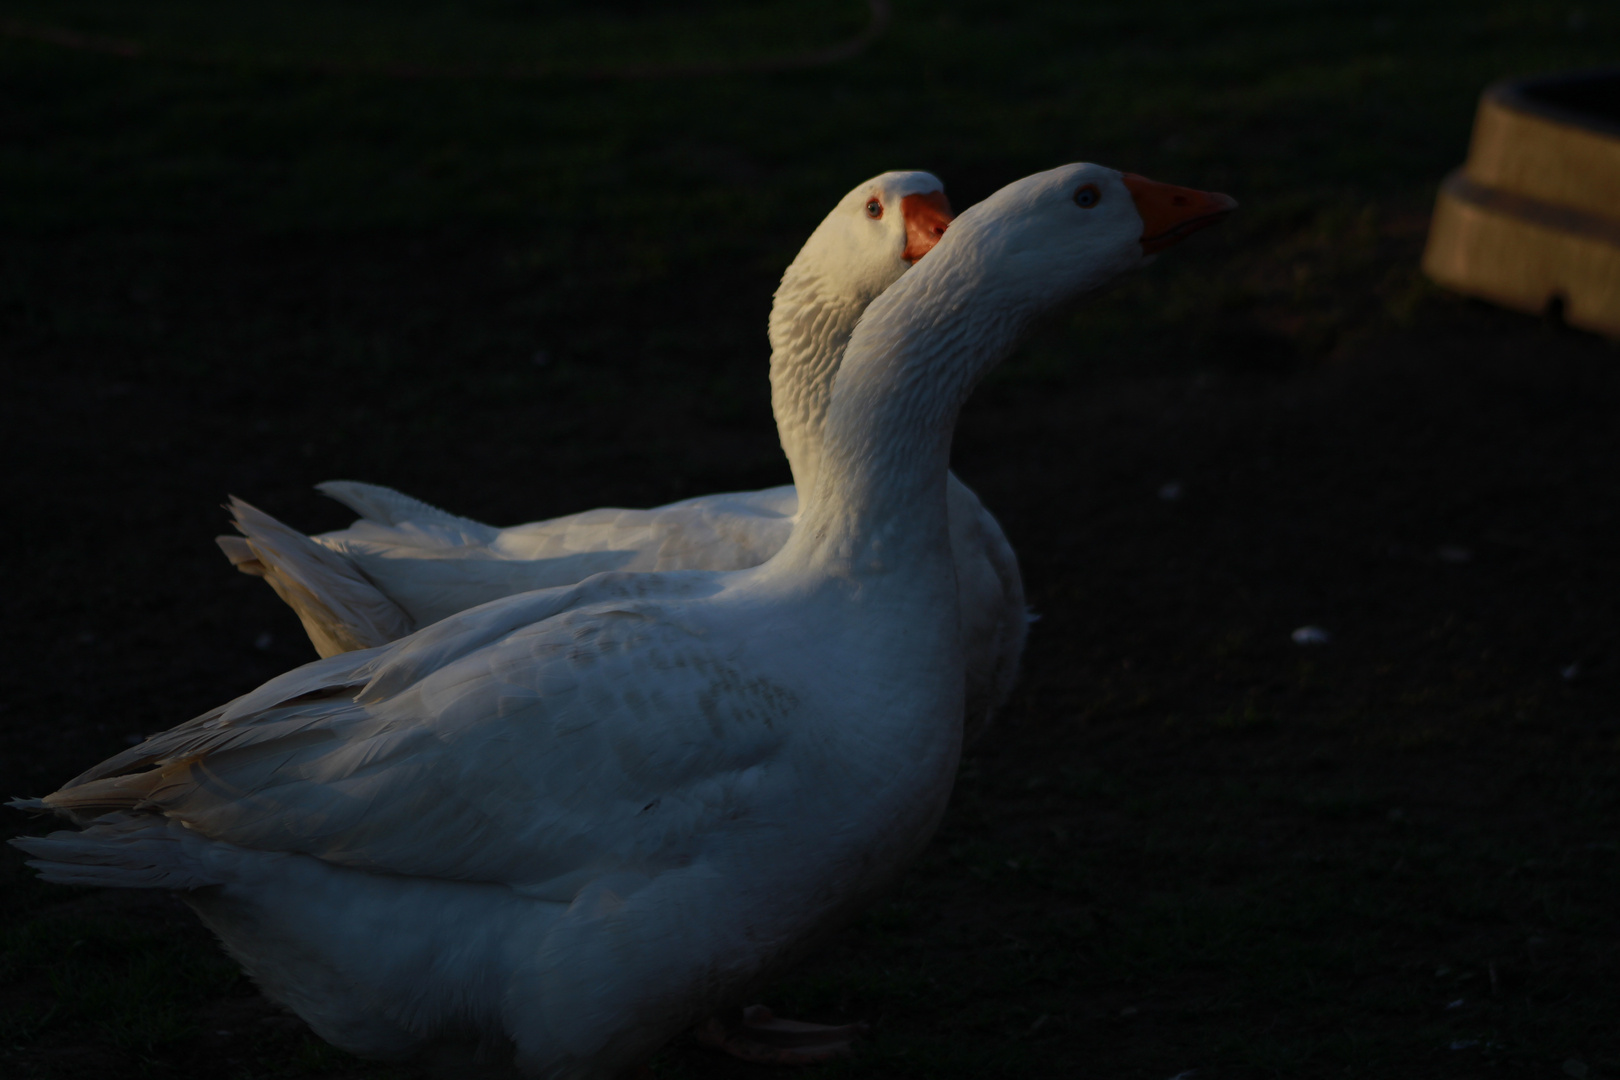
1074,184 -> 1100,209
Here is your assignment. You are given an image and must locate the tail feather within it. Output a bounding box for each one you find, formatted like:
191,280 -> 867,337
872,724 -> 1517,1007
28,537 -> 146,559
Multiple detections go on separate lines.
9,814 -> 225,891
216,534 -> 264,574
316,480 -> 495,540
223,496 -> 415,658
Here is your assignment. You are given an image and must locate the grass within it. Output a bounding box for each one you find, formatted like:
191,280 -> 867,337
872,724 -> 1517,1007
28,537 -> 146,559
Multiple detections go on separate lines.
1,916 -> 238,1051
2,0 -> 874,72
3,0 -> 1619,1077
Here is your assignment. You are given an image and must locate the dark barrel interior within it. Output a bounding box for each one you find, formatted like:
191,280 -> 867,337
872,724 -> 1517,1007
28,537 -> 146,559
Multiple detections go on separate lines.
1518,69 -> 1620,129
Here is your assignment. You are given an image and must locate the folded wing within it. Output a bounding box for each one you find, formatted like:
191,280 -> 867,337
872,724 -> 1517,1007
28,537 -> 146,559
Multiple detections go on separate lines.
33,574 -> 790,899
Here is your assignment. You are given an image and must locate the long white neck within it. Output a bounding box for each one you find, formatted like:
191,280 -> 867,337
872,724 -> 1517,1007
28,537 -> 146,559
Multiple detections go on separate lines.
774,236 -> 1033,581
767,257 -> 892,499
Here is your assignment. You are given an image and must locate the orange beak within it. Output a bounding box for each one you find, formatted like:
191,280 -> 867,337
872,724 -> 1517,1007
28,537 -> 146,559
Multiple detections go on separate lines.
900,190 -> 954,263
1121,174 -> 1237,254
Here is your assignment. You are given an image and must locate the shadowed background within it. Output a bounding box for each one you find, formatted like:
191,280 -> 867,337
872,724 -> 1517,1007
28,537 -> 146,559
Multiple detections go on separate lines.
2,2 -> 1617,1077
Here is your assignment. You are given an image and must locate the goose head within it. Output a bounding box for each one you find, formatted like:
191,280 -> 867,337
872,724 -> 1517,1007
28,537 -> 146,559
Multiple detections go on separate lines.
780,171 -> 955,303
929,162 -> 1237,321
770,170 -> 956,494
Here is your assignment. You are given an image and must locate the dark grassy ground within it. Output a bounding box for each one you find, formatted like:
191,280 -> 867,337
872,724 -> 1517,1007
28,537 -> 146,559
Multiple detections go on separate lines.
2,1 -> 1618,1077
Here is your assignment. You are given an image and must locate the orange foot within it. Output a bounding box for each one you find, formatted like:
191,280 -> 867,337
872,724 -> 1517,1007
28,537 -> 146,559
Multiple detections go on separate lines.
693,1004 -> 868,1066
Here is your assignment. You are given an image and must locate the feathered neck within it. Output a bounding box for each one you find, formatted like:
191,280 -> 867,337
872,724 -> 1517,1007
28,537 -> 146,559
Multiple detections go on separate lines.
774,223 -> 1035,581
767,244 -> 900,500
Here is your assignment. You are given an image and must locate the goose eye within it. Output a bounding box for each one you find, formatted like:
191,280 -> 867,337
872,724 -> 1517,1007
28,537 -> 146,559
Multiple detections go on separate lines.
1073,184 -> 1101,209
865,199 -> 883,219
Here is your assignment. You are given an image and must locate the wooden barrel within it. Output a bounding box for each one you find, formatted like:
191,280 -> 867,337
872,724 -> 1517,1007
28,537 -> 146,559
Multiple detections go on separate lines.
1423,69 -> 1620,337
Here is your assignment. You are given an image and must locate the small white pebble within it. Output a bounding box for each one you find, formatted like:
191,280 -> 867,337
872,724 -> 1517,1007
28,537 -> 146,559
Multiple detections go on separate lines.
1291,625 -> 1331,645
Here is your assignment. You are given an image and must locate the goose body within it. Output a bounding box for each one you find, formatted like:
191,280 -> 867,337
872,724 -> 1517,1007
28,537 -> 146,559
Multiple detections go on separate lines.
15,164 -> 1235,1078
221,171 -> 1026,736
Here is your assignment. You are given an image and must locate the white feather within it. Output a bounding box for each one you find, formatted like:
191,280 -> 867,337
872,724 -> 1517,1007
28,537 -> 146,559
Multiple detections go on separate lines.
16,164 -> 1217,1077
220,172 -> 1027,736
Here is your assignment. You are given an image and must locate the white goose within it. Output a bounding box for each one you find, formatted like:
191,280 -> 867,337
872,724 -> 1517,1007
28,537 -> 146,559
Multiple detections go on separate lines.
15,163 -> 1234,1078
219,170 -> 1028,738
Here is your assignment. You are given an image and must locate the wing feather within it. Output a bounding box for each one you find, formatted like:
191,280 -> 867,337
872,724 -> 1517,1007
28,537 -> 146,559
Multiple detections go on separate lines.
39,575 -> 793,897
322,488 -> 798,627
